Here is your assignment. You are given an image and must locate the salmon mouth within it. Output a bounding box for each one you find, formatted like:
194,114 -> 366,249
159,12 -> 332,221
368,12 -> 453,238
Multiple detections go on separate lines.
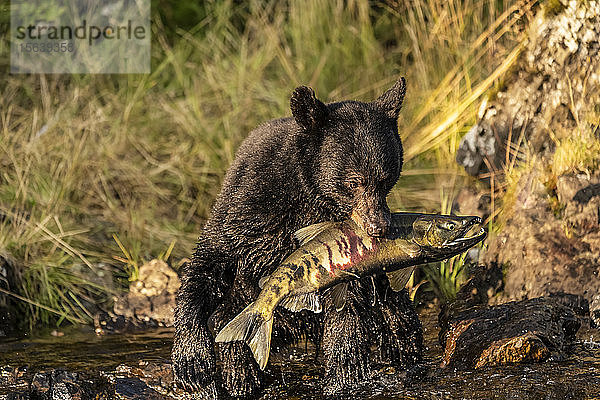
388,212 -> 487,260
418,215 -> 486,262
441,216 -> 486,251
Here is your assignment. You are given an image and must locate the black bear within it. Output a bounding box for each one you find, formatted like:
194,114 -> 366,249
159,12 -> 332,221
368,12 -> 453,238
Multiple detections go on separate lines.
173,78 -> 423,398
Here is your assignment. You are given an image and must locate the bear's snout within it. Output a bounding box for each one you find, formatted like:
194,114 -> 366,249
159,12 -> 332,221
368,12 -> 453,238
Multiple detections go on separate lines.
352,202 -> 391,238
366,220 -> 387,237
364,212 -> 390,237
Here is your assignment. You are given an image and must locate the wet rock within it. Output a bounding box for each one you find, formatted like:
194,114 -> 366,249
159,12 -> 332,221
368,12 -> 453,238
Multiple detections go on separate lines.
111,362 -> 174,394
94,311 -> 158,334
0,365 -> 179,400
547,292 -> 590,319
457,0 -> 600,177
95,259 -> 181,334
475,332 -> 551,368
113,377 -> 164,399
0,366 -> 28,398
29,369 -> 111,399
0,254 -> 19,336
485,172 -> 600,305
439,296 -> 582,369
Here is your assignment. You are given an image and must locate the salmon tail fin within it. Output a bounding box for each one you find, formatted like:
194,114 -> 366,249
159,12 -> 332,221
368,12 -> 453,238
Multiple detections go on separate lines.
215,302 -> 273,370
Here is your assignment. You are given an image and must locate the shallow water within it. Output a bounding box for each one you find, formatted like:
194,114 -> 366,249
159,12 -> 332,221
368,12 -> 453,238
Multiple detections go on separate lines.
1,308 -> 599,399
0,327 -> 173,371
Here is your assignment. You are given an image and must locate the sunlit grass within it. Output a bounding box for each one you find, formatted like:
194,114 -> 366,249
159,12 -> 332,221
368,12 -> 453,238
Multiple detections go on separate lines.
419,187 -> 472,301
388,0 -> 530,210
424,251 -> 471,301
0,0 -> 527,327
551,126 -> 600,178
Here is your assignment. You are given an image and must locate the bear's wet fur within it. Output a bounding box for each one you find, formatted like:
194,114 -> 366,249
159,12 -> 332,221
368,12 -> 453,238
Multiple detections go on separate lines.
173,79 -> 424,398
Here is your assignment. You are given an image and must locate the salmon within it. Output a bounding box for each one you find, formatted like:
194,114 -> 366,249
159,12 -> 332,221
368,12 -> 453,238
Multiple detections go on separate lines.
215,212 -> 486,369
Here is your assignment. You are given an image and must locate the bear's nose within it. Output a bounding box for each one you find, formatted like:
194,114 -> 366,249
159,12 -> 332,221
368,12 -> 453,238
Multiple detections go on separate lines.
366,223 -> 386,237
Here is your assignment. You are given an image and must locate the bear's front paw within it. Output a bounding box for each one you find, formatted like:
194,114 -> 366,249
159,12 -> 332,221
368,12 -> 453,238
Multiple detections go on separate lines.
172,328 -> 217,393
220,341 -> 263,398
322,297 -> 372,395
377,290 -> 423,368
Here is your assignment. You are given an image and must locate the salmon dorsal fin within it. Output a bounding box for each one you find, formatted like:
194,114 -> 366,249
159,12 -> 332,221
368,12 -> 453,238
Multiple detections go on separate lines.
280,292 -> 322,313
331,282 -> 349,311
294,221 -> 337,245
386,266 -> 416,292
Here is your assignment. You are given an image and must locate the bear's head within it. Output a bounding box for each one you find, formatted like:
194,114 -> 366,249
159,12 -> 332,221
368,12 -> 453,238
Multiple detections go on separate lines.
291,79 -> 406,237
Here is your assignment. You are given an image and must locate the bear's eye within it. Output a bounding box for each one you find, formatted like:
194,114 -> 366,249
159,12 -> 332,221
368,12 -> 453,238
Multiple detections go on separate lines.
346,179 -> 362,191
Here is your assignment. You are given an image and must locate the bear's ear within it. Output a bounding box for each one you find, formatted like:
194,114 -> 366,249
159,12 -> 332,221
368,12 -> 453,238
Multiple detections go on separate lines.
290,86 -> 329,132
373,77 -> 406,119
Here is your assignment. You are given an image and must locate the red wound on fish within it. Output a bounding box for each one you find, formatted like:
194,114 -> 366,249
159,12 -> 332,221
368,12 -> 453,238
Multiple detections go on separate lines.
322,242 -> 335,274
321,225 -> 378,275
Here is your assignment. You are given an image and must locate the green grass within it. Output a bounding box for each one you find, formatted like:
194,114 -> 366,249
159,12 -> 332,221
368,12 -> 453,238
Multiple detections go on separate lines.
0,0 -> 527,328
424,251 -> 470,302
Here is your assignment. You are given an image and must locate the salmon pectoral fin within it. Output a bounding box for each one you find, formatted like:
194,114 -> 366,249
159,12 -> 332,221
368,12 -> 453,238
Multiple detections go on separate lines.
215,302 -> 273,370
396,240 -> 421,258
386,266 -> 416,292
331,282 -> 348,312
280,292 -> 322,313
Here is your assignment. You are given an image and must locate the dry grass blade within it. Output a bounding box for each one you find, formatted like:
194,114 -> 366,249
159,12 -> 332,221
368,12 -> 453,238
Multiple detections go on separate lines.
406,0 -> 535,131
404,43 -> 524,161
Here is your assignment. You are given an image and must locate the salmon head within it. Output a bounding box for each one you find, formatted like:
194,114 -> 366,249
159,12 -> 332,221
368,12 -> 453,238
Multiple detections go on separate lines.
388,213 -> 486,261
412,214 -> 485,260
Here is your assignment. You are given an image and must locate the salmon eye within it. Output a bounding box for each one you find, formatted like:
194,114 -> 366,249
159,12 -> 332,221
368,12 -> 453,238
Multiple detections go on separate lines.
438,221 -> 457,231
